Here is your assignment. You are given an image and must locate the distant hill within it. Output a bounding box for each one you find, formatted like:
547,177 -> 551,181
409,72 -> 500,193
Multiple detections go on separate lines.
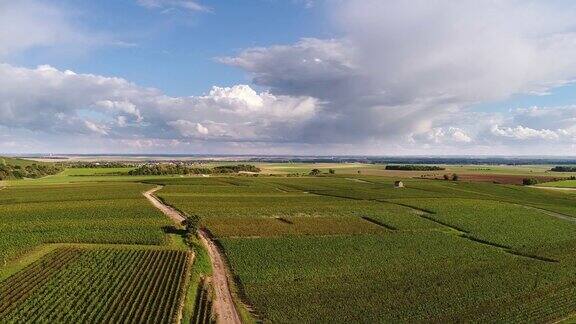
0,156 -> 63,180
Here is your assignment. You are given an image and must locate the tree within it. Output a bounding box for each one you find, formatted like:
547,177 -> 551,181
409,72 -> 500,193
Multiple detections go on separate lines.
443,174 -> 450,180
328,169 -> 335,174
309,169 -> 321,176
522,178 -> 539,186
452,173 -> 459,181
182,214 -> 200,234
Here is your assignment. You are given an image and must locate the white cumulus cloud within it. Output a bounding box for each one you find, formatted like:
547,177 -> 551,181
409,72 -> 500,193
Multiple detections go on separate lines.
0,63 -> 319,145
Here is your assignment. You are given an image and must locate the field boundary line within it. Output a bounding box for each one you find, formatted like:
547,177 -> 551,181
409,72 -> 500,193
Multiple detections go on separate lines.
360,216 -> 398,230
553,312 -> 576,324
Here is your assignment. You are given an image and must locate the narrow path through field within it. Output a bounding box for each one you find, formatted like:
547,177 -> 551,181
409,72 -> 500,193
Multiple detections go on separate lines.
198,230 -> 242,324
143,186 -> 186,224
531,186 -> 576,192
345,178 -> 369,183
143,186 -> 242,324
515,204 -> 576,224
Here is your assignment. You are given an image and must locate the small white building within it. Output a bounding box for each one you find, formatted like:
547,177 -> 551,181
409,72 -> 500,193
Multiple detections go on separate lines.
394,181 -> 404,188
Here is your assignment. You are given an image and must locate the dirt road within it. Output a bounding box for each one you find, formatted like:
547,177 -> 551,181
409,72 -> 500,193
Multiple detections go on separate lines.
143,186 -> 186,224
199,230 -> 242,324
142,186 -> 242,324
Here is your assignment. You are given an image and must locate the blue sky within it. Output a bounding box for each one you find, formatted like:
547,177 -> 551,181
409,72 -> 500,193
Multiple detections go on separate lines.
2,0 -> 576,155
474,84 -> 576,113
9,0 -> 328,96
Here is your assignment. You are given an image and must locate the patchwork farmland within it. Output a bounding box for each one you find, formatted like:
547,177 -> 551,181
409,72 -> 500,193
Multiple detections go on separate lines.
2,161 -> 576,322
155,176 -> 576,323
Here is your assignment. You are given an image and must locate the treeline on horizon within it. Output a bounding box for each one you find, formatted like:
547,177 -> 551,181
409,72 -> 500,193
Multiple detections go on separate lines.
550,166 -> 576,172
128,164 -> 261,176
385,165 -> 445,171
0,162 -> 63,180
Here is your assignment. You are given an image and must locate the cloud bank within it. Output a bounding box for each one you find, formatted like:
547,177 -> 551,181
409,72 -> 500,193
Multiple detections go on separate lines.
0,64 -> 318,149
223,0 -> 576,150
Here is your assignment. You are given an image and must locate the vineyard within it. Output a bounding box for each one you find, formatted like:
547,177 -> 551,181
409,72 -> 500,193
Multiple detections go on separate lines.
0,247 -> 192,323
3,165 -> 576,322
0,176 -> 201,324
0,182 -> 170,266
156,176 -> 576,323
192,278 -> 215,324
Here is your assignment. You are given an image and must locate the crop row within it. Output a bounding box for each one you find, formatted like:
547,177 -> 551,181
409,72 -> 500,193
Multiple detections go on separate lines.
192,278 -> 215,324
0,248 -> 192,323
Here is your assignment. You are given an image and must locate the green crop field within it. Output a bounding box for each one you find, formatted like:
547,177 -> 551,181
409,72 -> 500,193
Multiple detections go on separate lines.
220,234 -> 576,323
155,175 -> 576,323
0,247 -> 192,323
0,182 -> 170,265
0,170 -> 204,324
3,162 -> 576,323
539,180 -> 576,188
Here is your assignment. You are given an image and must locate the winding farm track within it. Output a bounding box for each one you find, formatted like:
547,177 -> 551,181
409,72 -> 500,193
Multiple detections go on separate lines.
143,186 -> 242,324
143,186 -> 186,224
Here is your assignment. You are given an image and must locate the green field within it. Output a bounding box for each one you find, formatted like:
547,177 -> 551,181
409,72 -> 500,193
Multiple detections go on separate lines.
0,247 -> 191,323
0,182 -> 170,265
539,180 -> 576,188
156,176 -> 576,323
0,167 -> 205,323
3,161 -> 576,322
258,162 -> 573,177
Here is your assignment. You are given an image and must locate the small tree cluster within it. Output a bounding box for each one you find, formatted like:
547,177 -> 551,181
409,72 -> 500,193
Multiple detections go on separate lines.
309,169 -> 322,176
443,174 -> 459,181
182,214 -> 201,246
522,178 -> 539,186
